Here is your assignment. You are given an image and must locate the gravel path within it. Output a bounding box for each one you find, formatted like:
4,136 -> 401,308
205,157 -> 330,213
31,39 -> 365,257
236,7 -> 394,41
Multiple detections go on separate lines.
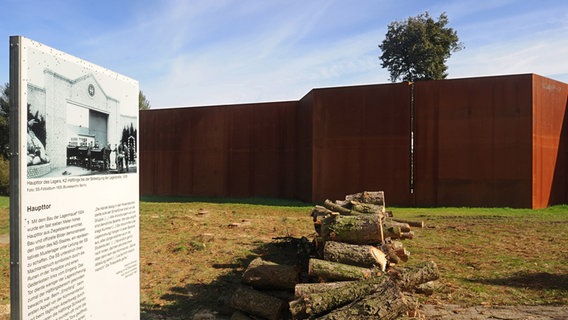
417,304 -> 568,320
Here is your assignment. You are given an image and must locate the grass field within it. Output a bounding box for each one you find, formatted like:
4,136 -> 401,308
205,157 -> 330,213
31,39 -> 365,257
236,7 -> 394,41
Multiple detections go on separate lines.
0,196 -> 566,319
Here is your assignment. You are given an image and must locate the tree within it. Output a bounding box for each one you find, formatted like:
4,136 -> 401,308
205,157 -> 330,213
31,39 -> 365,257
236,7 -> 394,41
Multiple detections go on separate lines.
0,83 -> 9,195
0,83 -> 9,159
139,90 -> 151,110
379,12 -> 463,82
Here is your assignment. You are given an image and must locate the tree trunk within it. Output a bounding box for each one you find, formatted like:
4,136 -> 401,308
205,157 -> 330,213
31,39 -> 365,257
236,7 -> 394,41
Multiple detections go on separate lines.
323,241 -> 387,270
294,281 -> 355,298
309,258 -> 373,281
231,286 -> 288,320
320,214 -> 405,244
241,257 -> 298,291
315,284 -> 408,320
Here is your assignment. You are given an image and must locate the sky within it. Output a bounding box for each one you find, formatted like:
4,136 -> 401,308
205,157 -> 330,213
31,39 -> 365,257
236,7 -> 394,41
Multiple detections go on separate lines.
1,0 -> 567,109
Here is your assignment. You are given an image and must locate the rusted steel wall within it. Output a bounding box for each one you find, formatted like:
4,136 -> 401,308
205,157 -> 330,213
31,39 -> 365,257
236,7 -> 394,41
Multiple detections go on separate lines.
309,83 -> 413,204
413,75 -> 534,208
532,75 -> 568,208
296,91 -> 314,202
140,74 -> 567,208
139,101 -> 298,198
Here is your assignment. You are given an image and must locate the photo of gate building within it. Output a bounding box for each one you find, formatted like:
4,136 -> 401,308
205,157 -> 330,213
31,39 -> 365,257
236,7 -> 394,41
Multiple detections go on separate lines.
27,70 -> 135,178
140,74 -> 568,209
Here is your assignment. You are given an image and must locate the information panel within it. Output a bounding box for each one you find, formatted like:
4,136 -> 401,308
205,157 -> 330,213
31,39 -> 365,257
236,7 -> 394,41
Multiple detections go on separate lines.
10,36 -> 140,319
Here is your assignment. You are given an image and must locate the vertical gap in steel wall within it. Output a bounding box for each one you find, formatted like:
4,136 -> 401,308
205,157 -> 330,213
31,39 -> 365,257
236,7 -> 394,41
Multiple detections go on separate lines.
410,82 -> 415,195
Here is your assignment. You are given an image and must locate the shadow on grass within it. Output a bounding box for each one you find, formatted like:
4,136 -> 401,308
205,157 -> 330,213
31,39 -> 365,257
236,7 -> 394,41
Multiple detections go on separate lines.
140,238 -> 309,319
467,272 -> 568,291
140,195 -> 313,208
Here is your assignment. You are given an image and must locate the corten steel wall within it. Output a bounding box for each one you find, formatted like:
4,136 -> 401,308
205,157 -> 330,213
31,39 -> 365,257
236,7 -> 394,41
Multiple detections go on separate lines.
532,75 -> 568,208
139,74 -> 567,208
296,91 -> 314,202
139,101 -> 298,198
308,83 -> 413,204
413,75 -> 534,208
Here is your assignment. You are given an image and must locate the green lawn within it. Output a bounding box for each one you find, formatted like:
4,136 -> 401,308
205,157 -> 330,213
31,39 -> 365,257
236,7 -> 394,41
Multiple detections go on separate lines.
0,196 -> 566,319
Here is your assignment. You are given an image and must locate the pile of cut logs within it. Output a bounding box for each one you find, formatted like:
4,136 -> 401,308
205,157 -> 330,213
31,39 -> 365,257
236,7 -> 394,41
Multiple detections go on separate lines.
229,191 -> 438,320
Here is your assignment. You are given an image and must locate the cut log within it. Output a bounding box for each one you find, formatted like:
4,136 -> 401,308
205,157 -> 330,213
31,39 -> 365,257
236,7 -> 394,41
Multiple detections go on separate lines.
290,260 -> 439,319
380,243 -> 400,264
315,284 -> 409,320
390,240 -> 410,262
384,220 -> 412,233
344,191 -> 385,206
311,205 -> 333,222
390,218 -> 425,228
349,201 -> 384,214
242,257 -> 298,291
389,260 -> 440,291
308,258 -> 373,281
294,281 -> 355,298
231,286 -> 287,320
322,199 -> 368,216
321,214 -> 406,244
323,241 -> 387,271
289,275 -> 394,319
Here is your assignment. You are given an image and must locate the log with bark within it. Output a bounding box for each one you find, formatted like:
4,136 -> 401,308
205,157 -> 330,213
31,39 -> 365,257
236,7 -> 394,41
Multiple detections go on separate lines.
379,240 -> 411,265
289,275 -> 396,319
343,191 -> 385,206
241,257 -> 298,291
390,217 -> 425,228
320,214 -> 409,244
315,284 -> 408,320
389,261 -> 440,291
308,258 -> 375,281
349,201 -> 384,214
289,260 -> 439,319
294,281 -> 355,298
231,286 -> 288,320
323,199 -> 368,216
323,241 -> 387,271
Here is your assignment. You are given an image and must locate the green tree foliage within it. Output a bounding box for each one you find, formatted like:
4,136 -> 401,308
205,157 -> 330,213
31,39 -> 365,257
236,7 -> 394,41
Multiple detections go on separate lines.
139,90 -> 151,110
379,12 -> 463,82
0,83 -> 9,159
0,83 -> 9,195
